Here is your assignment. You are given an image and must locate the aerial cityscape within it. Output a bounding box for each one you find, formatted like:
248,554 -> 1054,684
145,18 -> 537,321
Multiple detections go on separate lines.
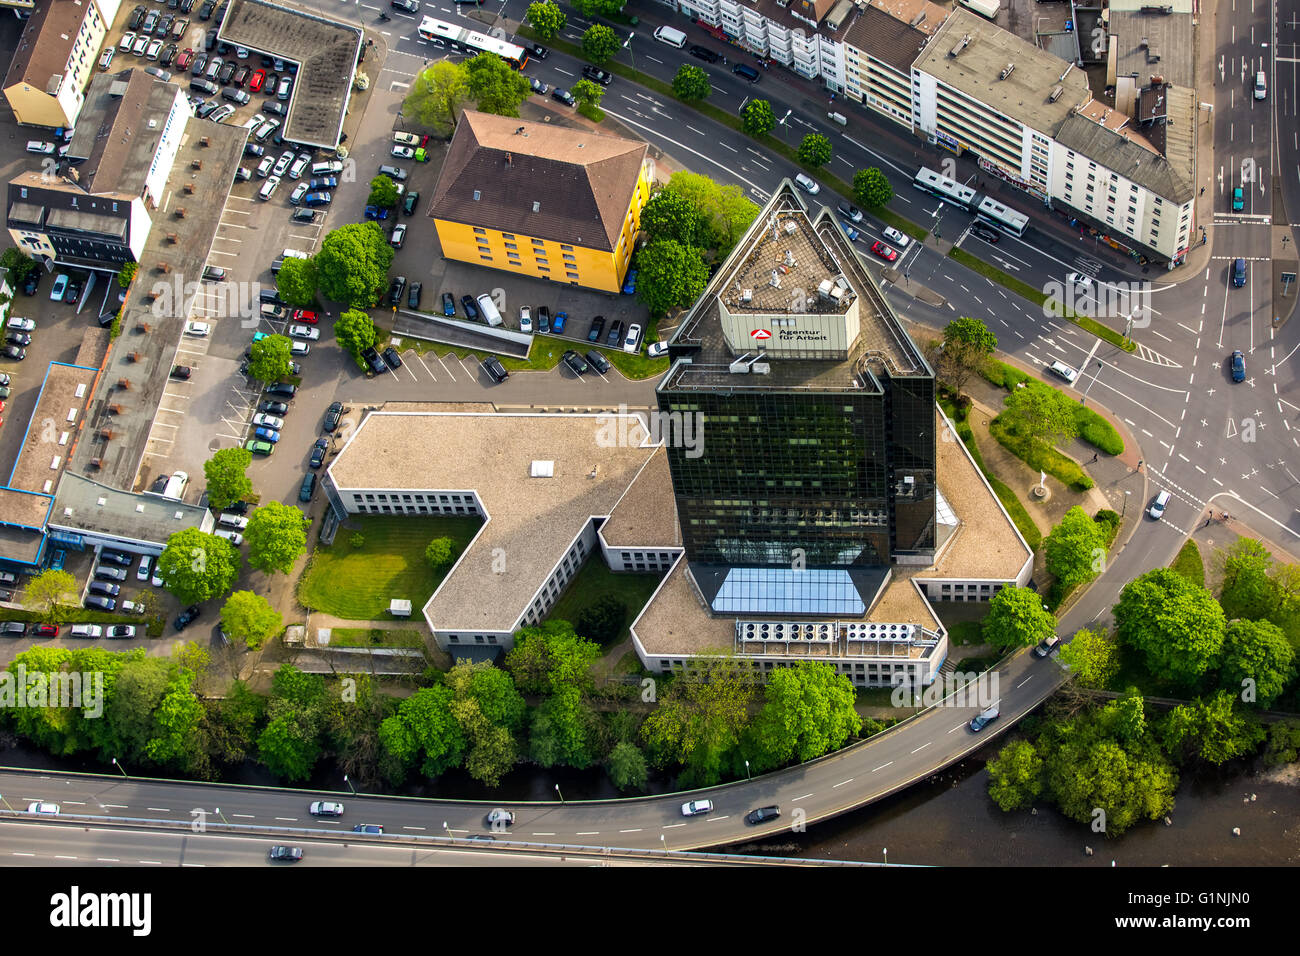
0,0 -> 1295,889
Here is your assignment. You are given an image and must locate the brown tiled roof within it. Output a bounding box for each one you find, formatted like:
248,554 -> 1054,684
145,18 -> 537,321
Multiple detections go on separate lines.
844,6 -> 934,73
428,111 -> 647,253
3,1 -> 90,97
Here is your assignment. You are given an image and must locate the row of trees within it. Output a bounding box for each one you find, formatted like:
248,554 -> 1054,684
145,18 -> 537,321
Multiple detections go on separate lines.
402,52 -> 533,137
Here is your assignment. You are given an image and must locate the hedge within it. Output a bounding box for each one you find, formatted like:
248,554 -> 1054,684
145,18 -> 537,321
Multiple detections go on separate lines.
1170,539 -> 1206,588
989,416 -> 1094,491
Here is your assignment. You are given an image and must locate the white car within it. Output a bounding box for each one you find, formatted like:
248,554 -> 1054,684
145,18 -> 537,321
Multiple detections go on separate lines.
392,131 -> 420,146
309,801 -> 345,816
252,412 -> 284,429
288,324 -> 319,340
882,226 -> 910,248
151,568 -> 165,588
681,799 -> 713,816
136,554 -> 153,581
27,802 -> 59,815
647,341 -> 669,359
258,175 -> 281,201
390,223 -> 406,247
519,306 -> 532,333
1065,272 -> 1093,290
623,323 -> 642,354
794,172 -> 820,194
290,340 -> 311,355
119,32 -> 137,53
289,182 -> 309,205
214,529 -> 244,545
185,320 -> 212,336
145,38 -> 163,60
25,140 -> 56,155
7,317 -> 35,331
391,145 -> 416,159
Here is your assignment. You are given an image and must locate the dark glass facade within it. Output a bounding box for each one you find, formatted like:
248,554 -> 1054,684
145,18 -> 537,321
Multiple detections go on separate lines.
659,367 -> 936,571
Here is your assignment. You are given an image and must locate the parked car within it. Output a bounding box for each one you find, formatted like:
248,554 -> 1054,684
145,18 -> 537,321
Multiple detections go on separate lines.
383,347 -> 402,370
185,320 -> 212,336
288,324 -> 319,340
562,350 -> 589,375
50,274 -> 69,301
519,306 -> 532,333
607,319 -> 624,347
323,402 -> 343,432
254,426 -> 280,444
461,295 -> 479,320
0,621 -> 27,636
402,190 -> 420,215
308,439 -> 327,470
377,164 -> 407,181
246,439 -> 274,455
481,355 -> 509,384
391,223 -> 406,247
551,89 -> 575,107
623,323 -> 642,354
261,400 -> 289,416
252,412 -> 284,429
582,65 -> 612,85
291,208 -> 317,223
84,596 -> 116,612
407,281 -> 422,309
552,310 -> 567,335
442,292 -> 456,317
107,625 -> 137,640
647,341 -> 669,359
585,350 -> 610,374
361,346 -> 387,375
537,305 -> 550,333
387,276 -> 407,307
137,555 -> 154,581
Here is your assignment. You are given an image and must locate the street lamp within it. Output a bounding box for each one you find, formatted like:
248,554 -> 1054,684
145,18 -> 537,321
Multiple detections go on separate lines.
1123,490 -> 1131,516
111,756 -> 127,778
744,759 -> 751,780
555,783 -> 564,804
623,32 -> 636,71
444,820 -> 452,838
883,847 -> 888,865
344,774 -> 357,795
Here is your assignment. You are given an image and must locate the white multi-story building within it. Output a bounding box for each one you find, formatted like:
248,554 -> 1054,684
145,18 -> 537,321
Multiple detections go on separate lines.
2,0 -> 121,129
674,0 -> 855,82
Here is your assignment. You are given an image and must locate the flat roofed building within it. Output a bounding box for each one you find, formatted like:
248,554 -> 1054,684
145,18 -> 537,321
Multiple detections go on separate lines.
48,473 -> 214,557
7,70 -> 191,271
217,0 -> 362,150
2,0 -> 121,129
428,112 -> 652,294
324,410 -> 679,653
842,0 -> 947,130
659,180 -> 935,617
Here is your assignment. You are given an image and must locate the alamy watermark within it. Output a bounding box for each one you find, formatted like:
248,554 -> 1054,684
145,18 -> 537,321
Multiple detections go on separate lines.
0,665 -> 103,718
889,669 -> 999,709
595,403 -> 705,458
1043,279 -> 1152,329
148,274 -> 264,328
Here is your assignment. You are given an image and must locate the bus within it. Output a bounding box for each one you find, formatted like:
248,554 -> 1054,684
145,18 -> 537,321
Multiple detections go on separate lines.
913,167 -> 978,210
975,196 -> 1029,237
418,16 -> 529,69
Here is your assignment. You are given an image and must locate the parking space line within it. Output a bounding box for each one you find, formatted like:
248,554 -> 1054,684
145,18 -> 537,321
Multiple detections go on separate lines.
415,353 -> 438,382
401,360 -> 419,383
457,356 -> 479,377
435,352 -> 458,382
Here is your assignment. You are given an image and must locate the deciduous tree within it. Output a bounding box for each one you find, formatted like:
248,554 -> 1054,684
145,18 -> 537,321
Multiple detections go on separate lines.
740,98 -> 776,136
933,316 -> 996,395
367,174 -> 399,210
245,501 -> 310,575
635,238 -> 708,316
581,24 -> 620,63
982,585 -> 1056,650
24,569 -> 76,623
525,1 -> 566,40
1045,505 -> 1109,593
1057,627 -> 1120,688
672,64 -> 710,101
274,255 -> 317,308
1158,690 -> 1265,765
570,77 -> 604,115
747,662 -> 861,772
853,167 -> 893,209
1000,381 -> 1077,449
797,133 -> 832,168
1218,618 -> 1296,707
157,528 -> 241,606
402,60 -> 471,136
333,309 -> 378,363
220,591 -> 283,649
467,52 -> 532,116
1113,568 -> 1225,689
202,447 -> 253,511
315,222 -> 395,307
425,536 -> 457,570
247,333 -> 293,384
640,188 -> 706,248
986,739 -> 1044,811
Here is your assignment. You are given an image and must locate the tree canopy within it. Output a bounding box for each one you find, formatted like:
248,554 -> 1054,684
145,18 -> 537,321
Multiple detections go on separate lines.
157,528 -> 242,606
853,167 -> 893,208
1045,506 -> 1109,593
1058,627 -> 1120,689
466,52 -> 532,116
746,663 -> 861,772
334,309 -> 379,363
672,64 -> 711,101
274,255 -> 317,308
1113,568 -> 1225,689
402,60 -> 471,136
933,316 -> 996,394
639,188 -> 706,248
1218,618 -> 1295,707
983,585 -> 1056,650
245,502 -> 310,575
570,78 -> 604,115
247,333 -> 293,384
640,658 -> 757,787
203,447 -> 253,511
741,99 -> 776,136
220,590 -> 283,649
525,1 -> 566,40
581,24 -> 620,63
660,171 -> 758,257
635,238 -> 709,316
1000,381 -> 1077,449
367,175 -> 399,210
24,569 -> 77,623
797,133 -> 832,168
315,222 -> 395,307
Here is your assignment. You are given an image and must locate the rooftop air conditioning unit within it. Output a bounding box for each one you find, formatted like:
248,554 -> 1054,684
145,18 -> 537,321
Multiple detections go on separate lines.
740,289 -> 753,303
784,220 -> 798,234
999,62 -> 1014,80
1049,85 -> 1064,103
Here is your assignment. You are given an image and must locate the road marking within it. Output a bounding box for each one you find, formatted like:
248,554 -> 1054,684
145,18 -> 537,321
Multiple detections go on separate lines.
871,762 -> 893,772
832,778 -> 854,787
911,742 -> 932,754
792,793 -> 813,801
97,858 -> 120,862
619,828 -> 642,833
402,826 -> 426,831
662,823 -> 686,829
147,807 -> 171,812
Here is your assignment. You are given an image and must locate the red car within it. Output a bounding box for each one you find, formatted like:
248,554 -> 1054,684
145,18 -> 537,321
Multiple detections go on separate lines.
292,309 -> 319,324
176,48 -> 193,70
34,624 -> 58,637
870,241 -> 898,262
249,69 -> 266,92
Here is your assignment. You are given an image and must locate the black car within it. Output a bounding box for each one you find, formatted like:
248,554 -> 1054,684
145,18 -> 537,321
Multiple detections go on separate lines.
100,549 -> 132,567
323,401 -> 343,432
268,846 -> 303,862
300,471 -> 318,501
387,275 -> 407,307
587,315 -> 605,342
745,805 -> 781,825
129,5 -> 147,30
582,65 -> 612,86
689,44 -> 719,63
526,42 -> 548,60
85,596 -> 116,612
64,278 -> 81,303
971,223 -> 1000,243
6,332 -> 31,348
218,60 -> 236,84
170,365 -> 192,379
199,0 -> 215,19
407,281 -> 422,309
191,52 -> 208,75
308,439 -> 327,470
461,295 -> 480,320
482,355 -> 508,384
291,208 -> 317,223
606,319 -> 624,347
265,382 -> 297,399
0,621 -> 27,636
244,142 -> 265,157
382,346 -> 403,370
22,272 -> 39,295
538,305 -> 551,333
88,581 -> 120,597
562,350 -> 589,375
551,89 -> 575,107
2,346 -> 27,361
585,350 -> 610,374
361,346 -> 387,375
391,0 -> 420,10
160,43 -> 178,66
260,400 -> 289,416
223,500 -> 249,515
173,605 -> 201,631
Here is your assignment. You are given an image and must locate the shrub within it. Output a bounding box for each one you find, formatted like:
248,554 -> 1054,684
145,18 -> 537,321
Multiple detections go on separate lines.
1094,509 -> 1121,545
1075,407 -> 1124,455
350,533 -> 365,549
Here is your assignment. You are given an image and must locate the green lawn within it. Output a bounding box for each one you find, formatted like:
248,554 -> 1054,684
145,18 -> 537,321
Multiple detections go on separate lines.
327,627 -> 425,648
401,336 -> 669,382
297,516 -> 482,620
544,555 -> 666,644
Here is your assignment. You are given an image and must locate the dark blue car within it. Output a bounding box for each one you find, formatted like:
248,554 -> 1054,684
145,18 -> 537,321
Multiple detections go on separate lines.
1230,350 -> 1245,382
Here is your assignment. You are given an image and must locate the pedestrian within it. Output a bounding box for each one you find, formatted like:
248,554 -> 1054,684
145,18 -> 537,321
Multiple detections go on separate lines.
1204,516 -> 1212,528
1090,453 -> 1099,463
1200,186 -> 1205,196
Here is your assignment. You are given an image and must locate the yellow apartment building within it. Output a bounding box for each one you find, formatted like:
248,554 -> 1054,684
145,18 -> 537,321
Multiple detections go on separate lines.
428,111 -> 652,294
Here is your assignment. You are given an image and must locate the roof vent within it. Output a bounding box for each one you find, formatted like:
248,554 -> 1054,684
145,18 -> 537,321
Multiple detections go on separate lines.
1049,85 -> 1064,102
769,270 -> 781,288
999,62 -> 1015,80
949,33 -> 972,57
740,288 -> 753,303
532,201 -> 540,212
472,190 -> 481,201
530,460 -> 554,477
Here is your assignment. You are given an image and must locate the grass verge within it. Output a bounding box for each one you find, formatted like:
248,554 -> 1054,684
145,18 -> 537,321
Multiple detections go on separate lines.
297,515 -> 482,619
1170,539 -> 1206,588
545,555 -> 667,645
404,334 -> 668,381
949,247 -> 1137,352
981,359 -> 1125,456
